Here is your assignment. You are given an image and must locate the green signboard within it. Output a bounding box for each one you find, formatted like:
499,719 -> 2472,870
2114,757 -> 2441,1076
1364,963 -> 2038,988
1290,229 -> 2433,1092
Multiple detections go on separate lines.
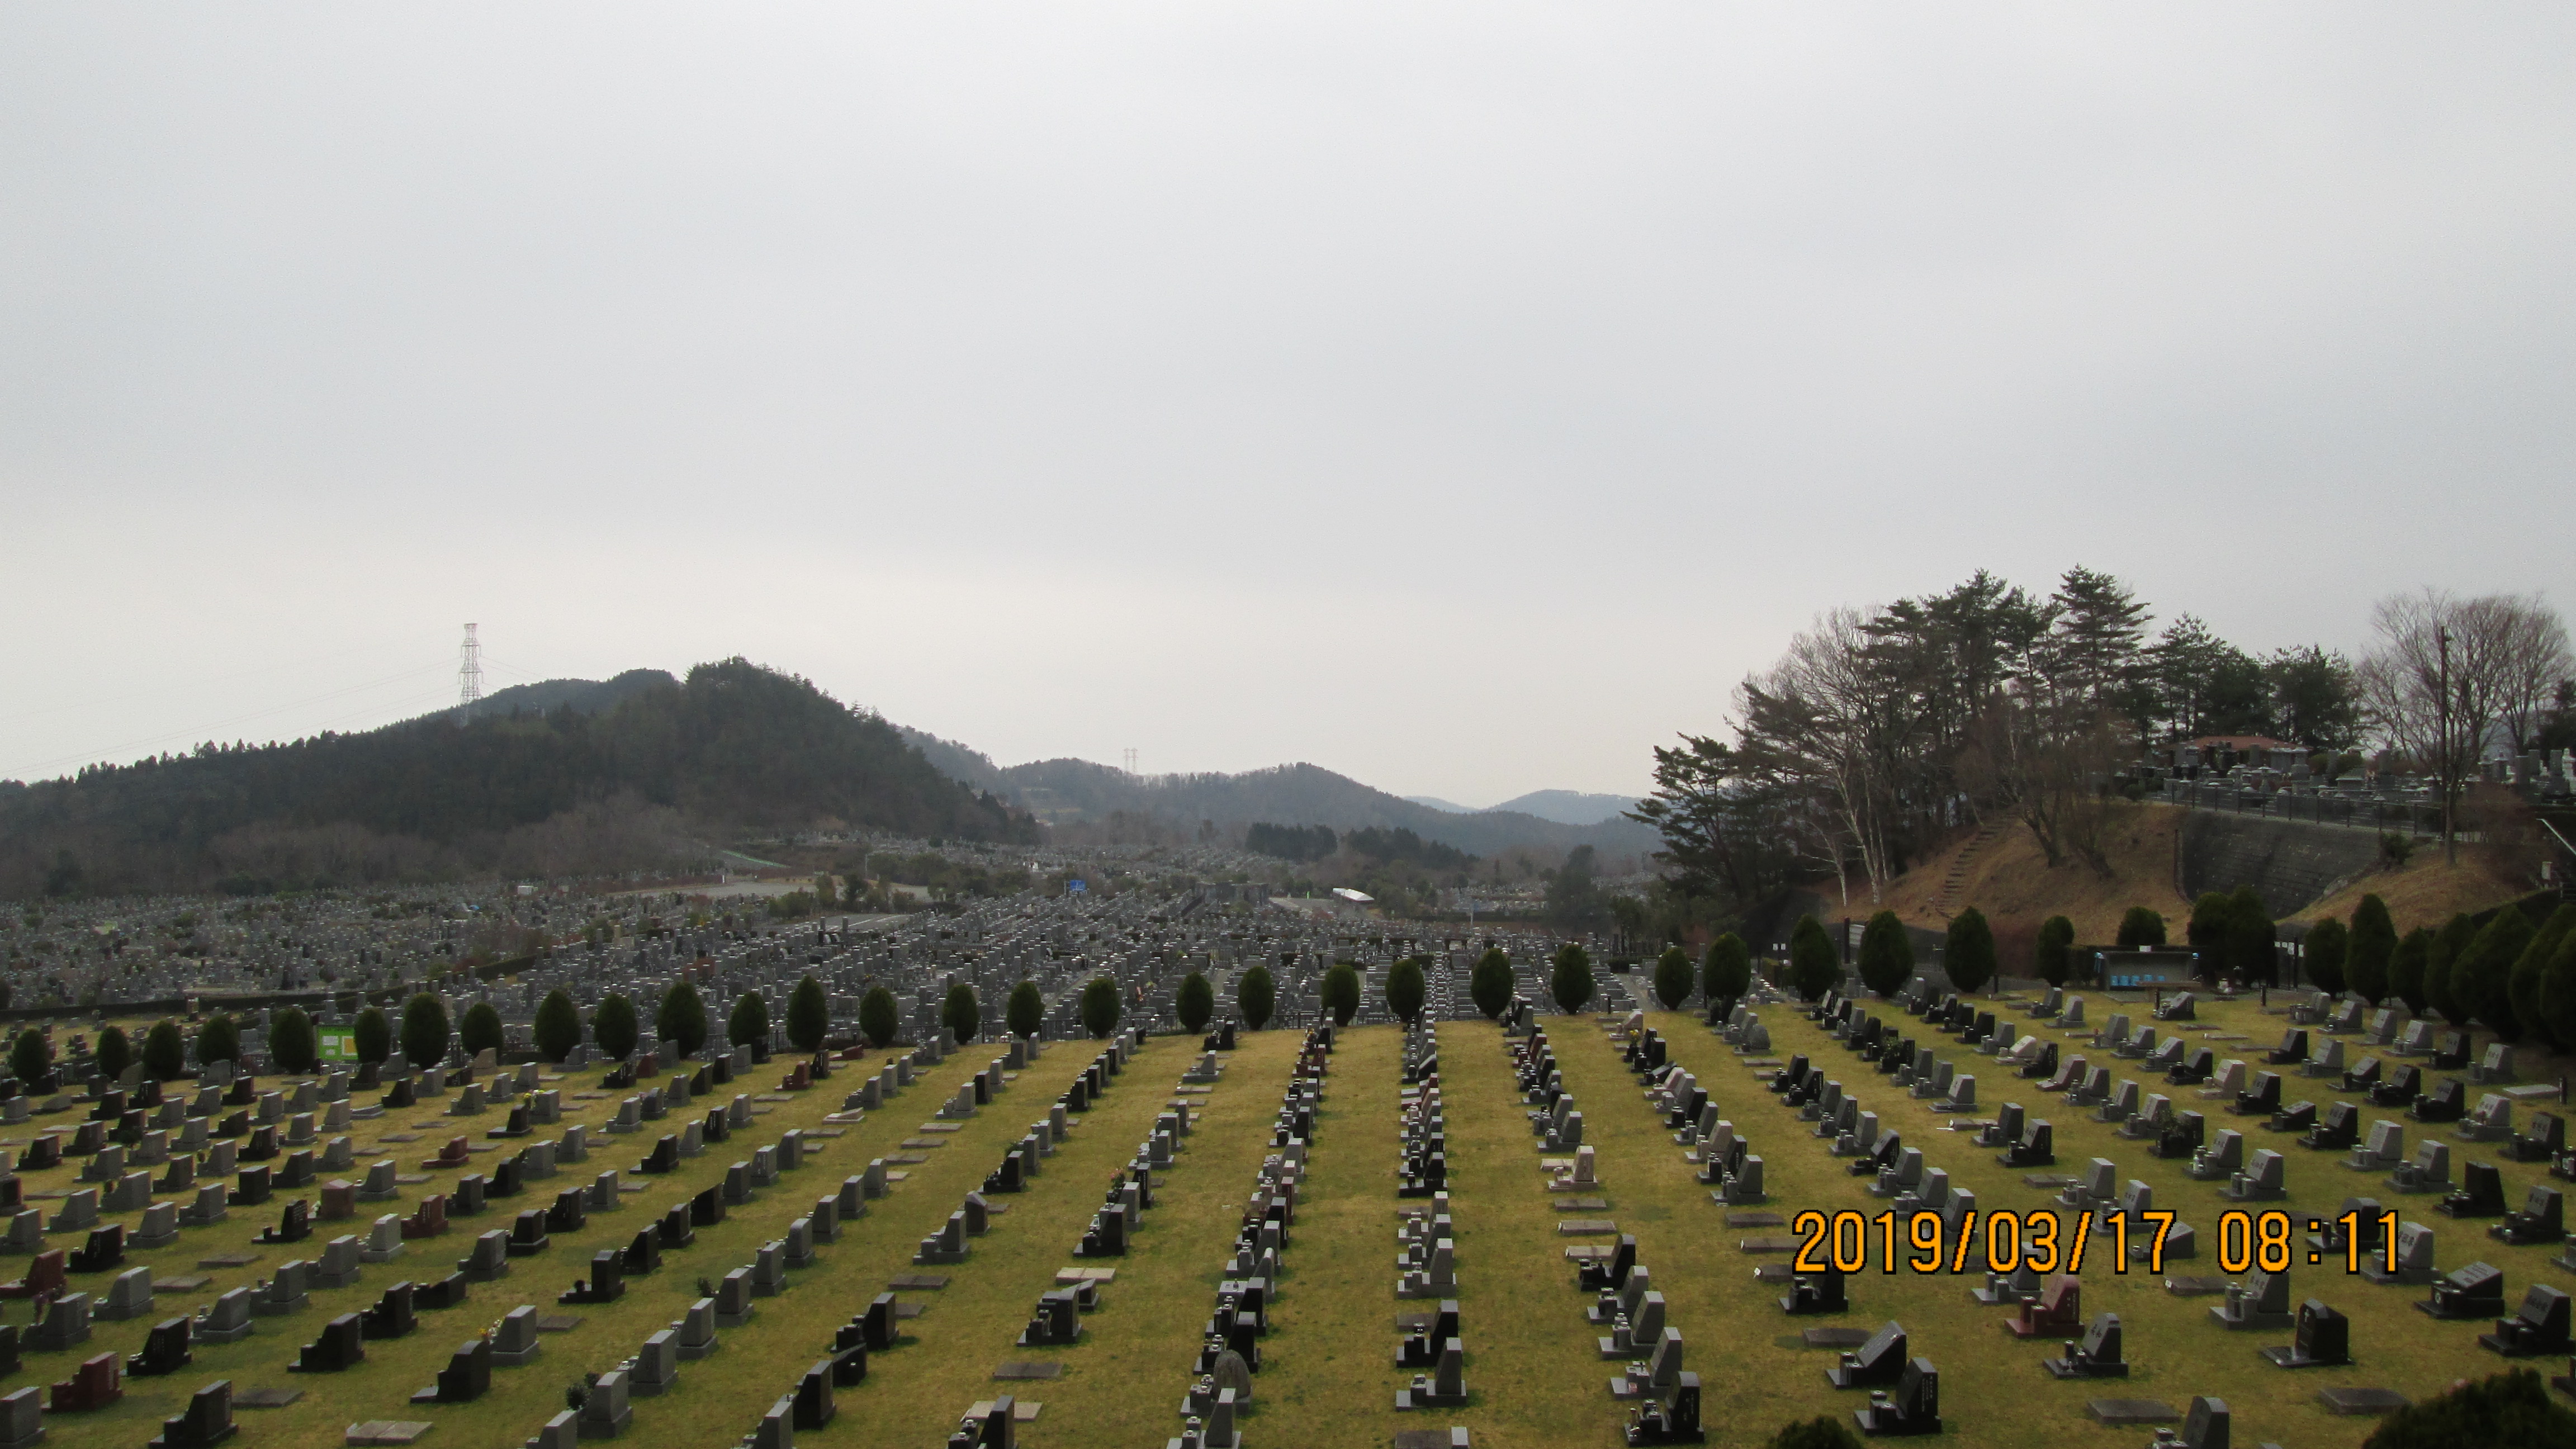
317,1030 -> 359,1063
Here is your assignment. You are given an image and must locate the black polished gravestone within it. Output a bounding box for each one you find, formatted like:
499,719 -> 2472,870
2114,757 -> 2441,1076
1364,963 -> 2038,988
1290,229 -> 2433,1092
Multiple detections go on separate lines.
1623,1372 -> 1702,1446
126,1317 -> 192,1377
2480,1285 -> 2574,1357
413,1271 -> 471,1312
146,1379 -> 237,1449
360,1281 -> 415,1341
411,1336 -> 493,1405
1782,1265 -> 1848,1317
289,1313 -> 367,1373
561,1251 -> 625,1306
1825,1322 -> 1906,1388
623,1229 -> 662,1277
2042,1313 -> 2129,1379
1851,1358 -> 1940,1437
2260,1300 -> 2352,1369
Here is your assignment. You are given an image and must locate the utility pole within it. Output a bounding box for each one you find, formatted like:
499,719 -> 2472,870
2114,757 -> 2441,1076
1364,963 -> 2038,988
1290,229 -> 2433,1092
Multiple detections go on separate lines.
2437,624 -> 2455,867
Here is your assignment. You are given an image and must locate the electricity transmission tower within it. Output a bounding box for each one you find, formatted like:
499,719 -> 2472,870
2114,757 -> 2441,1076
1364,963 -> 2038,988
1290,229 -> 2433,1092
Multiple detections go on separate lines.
458,623 -> 484,720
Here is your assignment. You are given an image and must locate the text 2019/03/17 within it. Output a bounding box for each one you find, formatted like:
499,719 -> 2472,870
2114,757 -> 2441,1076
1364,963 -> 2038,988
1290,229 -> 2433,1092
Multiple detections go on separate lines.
1788,1208 -> 2404,1277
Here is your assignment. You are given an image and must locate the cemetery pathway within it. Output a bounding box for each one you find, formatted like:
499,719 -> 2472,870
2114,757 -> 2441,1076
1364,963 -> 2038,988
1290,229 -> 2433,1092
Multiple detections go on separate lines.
614,1039 -> 1137,1449
1033,1029 -> 1304,1445
1436,1016 -> 1635,1448
1237,1021 -> 1408,1447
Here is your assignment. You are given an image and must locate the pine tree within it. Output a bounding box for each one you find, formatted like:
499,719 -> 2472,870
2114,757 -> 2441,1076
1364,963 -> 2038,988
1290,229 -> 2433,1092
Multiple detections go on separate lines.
1237,965 -> 1276,1031
941,984 -> 979,1045
657,981 -> 709,1057
787,977 -> 830,1052
1550,944 -> 1594,1015
2457,908 -> 2536,1041
270,1007 -> 318,1074
198,1012 -> 242,1069
2544,930 -> 2576,1061
459,1002 -> 505,1059
1469,948 -> 1514,1020
399,995 -> 448,1068
731,990 -> 773,1048
1857,911 -> 1912,996
1079,977 -> 1123,1038
142,1019 -> 187,1081
1005,980 -> 1044,1040
1703,934 -> 1752,1014
2347,894 -> 2398,1005
2390,928 -> 2433,1015
533,989 -> 581,1062
2427,913 -> 2478,1024
1652,945 -> 1694,1010
7,1029 -> 50,1089
2304,918 -> 2350,997
1789,915 -> 1841,1000
858,986 -> 899,1048
2035,916 -> 2076,987
2510,906 -> 2576,1051
2115,907 -> 2167,949
1323,963 -> 1363,1025
591,993 -> 640,1060
1379,958 -> 1421,1023
353,1006 -> 392,1065
94,1025 -> 132,1083
1942,908 -> 1996,995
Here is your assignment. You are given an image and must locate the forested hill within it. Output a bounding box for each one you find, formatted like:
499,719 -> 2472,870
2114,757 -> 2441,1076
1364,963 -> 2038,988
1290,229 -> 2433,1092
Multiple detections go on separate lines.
0,659 -> 1034,897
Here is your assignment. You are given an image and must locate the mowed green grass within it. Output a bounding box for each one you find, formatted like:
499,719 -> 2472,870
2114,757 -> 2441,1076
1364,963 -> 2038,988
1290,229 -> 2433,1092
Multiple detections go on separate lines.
12,1032 -> 1144,1449
1582,997 -> 2567,1448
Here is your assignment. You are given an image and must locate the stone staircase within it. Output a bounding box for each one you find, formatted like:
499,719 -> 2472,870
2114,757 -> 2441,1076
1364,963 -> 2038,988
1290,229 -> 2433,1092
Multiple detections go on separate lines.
1933,818 -> 2014,920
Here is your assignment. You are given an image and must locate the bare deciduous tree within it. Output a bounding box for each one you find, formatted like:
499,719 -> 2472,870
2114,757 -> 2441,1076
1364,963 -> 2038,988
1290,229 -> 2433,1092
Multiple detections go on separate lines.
2357,589 -> 2572,865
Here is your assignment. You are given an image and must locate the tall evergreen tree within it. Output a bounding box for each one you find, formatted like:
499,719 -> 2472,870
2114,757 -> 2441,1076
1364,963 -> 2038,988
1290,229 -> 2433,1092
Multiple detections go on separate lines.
94,1024 -> 132,1083
2115,907 -> 2167,950
353,1006 -> 392,1064
1942,908 -> 1997,995
1652,945 -> 1694,1010
2390,927 -> 2433,1015
1177,972 -> 1216,1033
858,986 -> 899,1048
1550,943 -> 1594,1015
1789,915 -> 1841,1001
2427,913 -> 2478,1024
1079,977 -> 1123,1038
2511,905 -> 2576,1051
2544,930 -> 2576,1062
591,992 -> 639,1059
458,1002 -> 505,1059
2347,894 -> 2398,1005
1703,934 -> 1751,1015
8,1029 -> 50,1089
941,984 -> 979,1045
1469,948 -> 1514,1020
1237,965 -> 1276,1031
269,1007 -> 318,1075
787,976 -> 830,1052
730,990 -> 773,1048
198,1012 -> 242,1069
142,1019 -> 187,1081
2035,916 -> 2076,987
398,995 -> 448,1068
2457,908 -> 2536,1041
533,989 -> 581,1062
2228,886 -> 2276,984
657,981 -> 709,1057
2304,918 -> 2350,997
1857,911 -> 1912,996
1004,980 -> 1044,1039
1385,959 -> 1427,1024
1322,963 -> 1362,1026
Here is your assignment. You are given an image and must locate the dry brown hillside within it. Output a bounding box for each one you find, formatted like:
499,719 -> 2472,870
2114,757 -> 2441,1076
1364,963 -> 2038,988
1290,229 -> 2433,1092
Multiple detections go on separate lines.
2288,848 -> 2539,934
1877,802 -> 2190,944
1872,801 -> 2538,944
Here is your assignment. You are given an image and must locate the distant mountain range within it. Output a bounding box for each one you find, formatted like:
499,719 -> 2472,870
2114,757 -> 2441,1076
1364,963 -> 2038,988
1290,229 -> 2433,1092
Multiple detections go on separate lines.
1404,789 -> 1641,826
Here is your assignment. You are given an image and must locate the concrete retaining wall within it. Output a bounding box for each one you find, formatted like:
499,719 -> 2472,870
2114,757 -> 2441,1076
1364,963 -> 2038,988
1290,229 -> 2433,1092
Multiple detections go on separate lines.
2178,813 -> 2383,915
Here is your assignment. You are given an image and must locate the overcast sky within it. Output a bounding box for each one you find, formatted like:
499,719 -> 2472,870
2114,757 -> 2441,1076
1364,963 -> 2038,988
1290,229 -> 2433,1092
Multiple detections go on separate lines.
3,4 -> 2570,804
